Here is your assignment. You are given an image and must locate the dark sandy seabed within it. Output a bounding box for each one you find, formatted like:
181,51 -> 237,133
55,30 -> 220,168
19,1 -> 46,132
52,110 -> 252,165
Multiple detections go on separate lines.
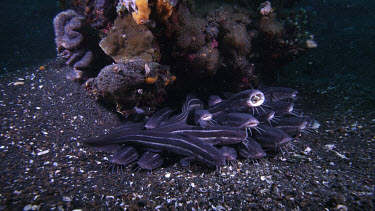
1,0 -> 375,210
0,59 -> 374,210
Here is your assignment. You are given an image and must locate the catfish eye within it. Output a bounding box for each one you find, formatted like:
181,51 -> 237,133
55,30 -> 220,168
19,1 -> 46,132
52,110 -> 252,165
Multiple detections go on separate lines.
252,95 -> 261,103
247,90 -> 265,107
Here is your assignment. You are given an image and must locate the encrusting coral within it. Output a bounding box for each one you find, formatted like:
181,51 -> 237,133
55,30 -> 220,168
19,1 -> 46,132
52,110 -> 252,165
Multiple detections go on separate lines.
61,0 -> 117,30
176,25 -> 205,51
171,5 -> 207,55
132,0 -> 151,24
118,0 -> 174,23
118,0 -> 137,13
259,13 -> 284,36
155,0 -> 173,21
222,24 -> 252,57
258,0 -> 284,36
99,15 -> 158,63
177,5 -> 206,31
194,45 -> 220,75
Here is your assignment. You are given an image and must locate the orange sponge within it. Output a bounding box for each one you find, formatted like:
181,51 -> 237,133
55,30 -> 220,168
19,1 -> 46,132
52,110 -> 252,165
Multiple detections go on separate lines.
145,74 -> 158,84
156,0 -> 173,21
132,0 -> 151,25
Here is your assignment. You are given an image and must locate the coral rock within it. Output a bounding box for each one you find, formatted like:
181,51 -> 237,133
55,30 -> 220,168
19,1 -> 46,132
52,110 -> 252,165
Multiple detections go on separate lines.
85,61 -> 174,116
132,0 -> 151,25
99,15 -> 158,63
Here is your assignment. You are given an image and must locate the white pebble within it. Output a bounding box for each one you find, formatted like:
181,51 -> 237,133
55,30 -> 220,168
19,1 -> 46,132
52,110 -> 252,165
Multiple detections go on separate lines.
260,175 -> 273,184
23,204 -> 32,211
37,149 -> 50,156
306,39 -> 318,48
14,190 -> 22,195
310,120 -> 320,129
63,196 -> 72,202
325,144 -> 335,150
302,146 -> 312,155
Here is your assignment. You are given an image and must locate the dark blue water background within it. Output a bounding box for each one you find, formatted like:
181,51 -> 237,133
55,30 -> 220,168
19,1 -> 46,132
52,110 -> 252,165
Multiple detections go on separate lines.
0,0 -> 61,72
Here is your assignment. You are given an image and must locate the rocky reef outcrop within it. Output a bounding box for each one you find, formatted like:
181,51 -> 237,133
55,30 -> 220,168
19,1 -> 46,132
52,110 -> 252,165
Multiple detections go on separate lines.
54,0 -> 315,115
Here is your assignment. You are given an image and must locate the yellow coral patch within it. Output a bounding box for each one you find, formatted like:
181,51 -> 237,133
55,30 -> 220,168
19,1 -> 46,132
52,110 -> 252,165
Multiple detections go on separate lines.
156,0 -> 173,21
145,74 -> 158,84
164,79 -> 170,87
132,0 -> 151,25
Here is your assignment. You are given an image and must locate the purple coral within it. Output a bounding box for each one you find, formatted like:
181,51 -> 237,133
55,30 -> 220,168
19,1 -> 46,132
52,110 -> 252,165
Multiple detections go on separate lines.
54,10 -> 84,52
53,10 -> 111,80
62,0 -> 117,30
